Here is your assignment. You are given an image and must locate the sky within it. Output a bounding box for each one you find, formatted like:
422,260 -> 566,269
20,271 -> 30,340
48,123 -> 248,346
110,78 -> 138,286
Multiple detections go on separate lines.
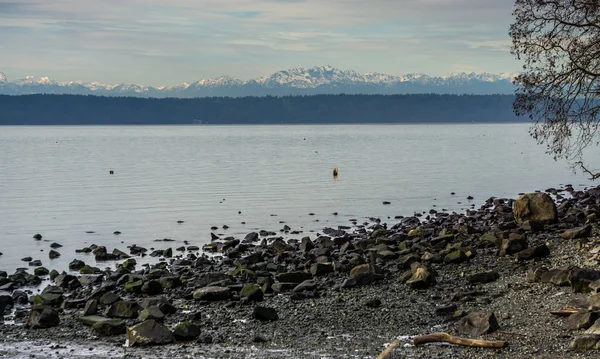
0,0 -> 519,85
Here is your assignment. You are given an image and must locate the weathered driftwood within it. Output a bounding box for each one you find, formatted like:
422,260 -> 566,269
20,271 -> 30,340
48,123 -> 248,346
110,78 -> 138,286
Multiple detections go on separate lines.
550,308 -> 582,317
413,332 -> 507,348
377,332 -> 507,359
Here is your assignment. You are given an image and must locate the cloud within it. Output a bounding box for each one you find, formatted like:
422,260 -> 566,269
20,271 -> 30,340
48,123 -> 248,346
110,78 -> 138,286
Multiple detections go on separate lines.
0,0 -> 518,84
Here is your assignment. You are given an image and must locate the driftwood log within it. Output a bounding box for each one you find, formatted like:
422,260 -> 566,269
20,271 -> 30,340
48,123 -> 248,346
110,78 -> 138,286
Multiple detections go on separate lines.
377,332 -> 507,359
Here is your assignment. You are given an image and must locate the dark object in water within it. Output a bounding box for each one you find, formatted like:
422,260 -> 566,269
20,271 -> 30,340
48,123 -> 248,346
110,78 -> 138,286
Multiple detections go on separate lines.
109,170 -> 114,175
333,168 -> 339,177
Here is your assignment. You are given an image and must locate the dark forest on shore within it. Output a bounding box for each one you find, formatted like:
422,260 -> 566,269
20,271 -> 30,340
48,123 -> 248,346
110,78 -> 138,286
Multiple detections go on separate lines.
0,94 -> 525,125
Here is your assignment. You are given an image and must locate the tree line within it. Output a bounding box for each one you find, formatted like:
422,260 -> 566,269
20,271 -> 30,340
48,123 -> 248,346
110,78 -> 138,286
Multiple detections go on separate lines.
0,94 -> 524,125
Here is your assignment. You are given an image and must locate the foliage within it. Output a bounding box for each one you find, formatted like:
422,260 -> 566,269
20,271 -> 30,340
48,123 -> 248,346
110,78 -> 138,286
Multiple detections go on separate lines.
510,0 -> 600,169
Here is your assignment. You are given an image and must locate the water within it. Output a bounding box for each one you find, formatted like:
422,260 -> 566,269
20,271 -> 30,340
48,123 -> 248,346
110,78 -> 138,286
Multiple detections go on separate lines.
0,124 -> 595,274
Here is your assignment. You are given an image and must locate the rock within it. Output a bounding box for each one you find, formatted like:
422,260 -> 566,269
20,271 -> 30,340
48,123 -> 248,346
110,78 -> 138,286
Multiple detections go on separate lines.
33,234 -> 42,240
466,271 -> 499,284
443,250 -> 468,264
139,306 -> 165,322
92,319 -> 126,336
456,312 -> 500,336
293,280 -> 317,293
365,298 -> 382,308
562,225 -> 593,240
570,335 -> 600,351
514,245 -> 550,261
240,285 -> 264,302
69,259 -> 86,271
513,192 -> 557,225
83,299 -> 98,316
272,282 -> 297,293
27,305 -> 60,328
127,320 -> 175,346
29,260 -> 42,266
310,263 -> 333,276
406,263 -> 433,289
48,250 -> 61,259
540,268 -> 571,286
107,301 -> 140,319
124,280 -> 143,294
34,267 -> 49,276
435,304 -> 457,316
173,322 -> 201,340
0,295 -> 14,314
349,264 -> 383,286
142,280 -> 163,295
275,271 -> 312,284
193,286 -> 230,301
253,306 -> 278,321
50,242 -> 62,248
586,319 -> 600,334
500,237 -> 528,256
99,292 -> 121,305
564,312 -> 597,330
571,268 -> 600,293
32,293 -> 63,306
21,256 -> 32,262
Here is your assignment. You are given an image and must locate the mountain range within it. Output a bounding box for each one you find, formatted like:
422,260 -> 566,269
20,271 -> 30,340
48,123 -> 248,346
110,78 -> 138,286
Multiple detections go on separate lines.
0,65 -> 517,98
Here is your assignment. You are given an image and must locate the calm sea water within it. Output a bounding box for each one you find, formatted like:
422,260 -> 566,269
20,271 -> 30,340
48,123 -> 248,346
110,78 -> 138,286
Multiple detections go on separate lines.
0,124 -> 595,274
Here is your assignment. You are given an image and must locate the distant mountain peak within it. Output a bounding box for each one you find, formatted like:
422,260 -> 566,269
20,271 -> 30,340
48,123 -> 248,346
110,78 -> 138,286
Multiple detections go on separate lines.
0,66 -> 518,97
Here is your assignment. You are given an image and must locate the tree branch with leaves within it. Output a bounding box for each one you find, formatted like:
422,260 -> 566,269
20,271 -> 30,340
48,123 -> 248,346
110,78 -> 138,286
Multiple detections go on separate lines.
510,0 -> 600,179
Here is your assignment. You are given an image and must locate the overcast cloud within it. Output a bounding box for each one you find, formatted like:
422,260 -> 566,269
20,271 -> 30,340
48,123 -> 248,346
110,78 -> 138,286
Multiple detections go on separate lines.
0,0 -> 518,85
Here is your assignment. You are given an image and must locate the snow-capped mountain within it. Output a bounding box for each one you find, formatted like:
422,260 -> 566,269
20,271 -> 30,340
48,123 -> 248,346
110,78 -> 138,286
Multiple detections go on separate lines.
0,66 -> 518,97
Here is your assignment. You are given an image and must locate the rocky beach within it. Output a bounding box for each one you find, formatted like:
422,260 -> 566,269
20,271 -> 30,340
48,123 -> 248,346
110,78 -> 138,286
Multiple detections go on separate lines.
2,185 -> 600,358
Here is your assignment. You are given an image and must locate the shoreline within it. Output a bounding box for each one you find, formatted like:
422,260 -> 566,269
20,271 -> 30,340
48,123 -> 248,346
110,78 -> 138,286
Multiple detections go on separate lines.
1,185 -> 600,358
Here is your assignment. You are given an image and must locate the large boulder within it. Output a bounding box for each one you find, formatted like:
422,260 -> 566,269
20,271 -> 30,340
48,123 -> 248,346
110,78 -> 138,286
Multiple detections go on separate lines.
513,193 -> 557,225
127,320 -> 175,346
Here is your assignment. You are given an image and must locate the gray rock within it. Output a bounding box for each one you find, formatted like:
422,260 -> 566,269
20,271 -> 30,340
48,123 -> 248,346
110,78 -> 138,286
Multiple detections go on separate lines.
349,264 -> 383,286
564,312 -> 597,330
127,320 -> 175,346
139,306 -> 165,322
240,285 -> 263,302
562,225 -> 593,240
310,263 -> 333,276
193,286 -> 230,301
92,319 -> 126,336
456,312 -> 499,336
570,335 -> 600,351
253,306 -> 278,321
173,322 -> 201,340
83,299 -> 98,316
466,271 -> 499,284
275,271 -> 312,284
27,305 -> 60,328
107,301 -> 140,319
